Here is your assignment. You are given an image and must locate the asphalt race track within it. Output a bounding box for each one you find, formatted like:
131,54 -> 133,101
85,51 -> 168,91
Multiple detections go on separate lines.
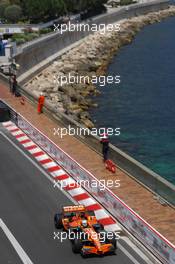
0,125 -> 152,264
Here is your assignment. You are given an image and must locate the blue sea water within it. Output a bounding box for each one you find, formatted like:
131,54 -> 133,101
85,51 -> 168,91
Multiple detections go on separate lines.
90,16 -> 175,184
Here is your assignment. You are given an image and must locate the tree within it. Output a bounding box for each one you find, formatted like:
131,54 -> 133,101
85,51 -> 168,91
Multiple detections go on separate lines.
22,0 -> 48,22
64,0 -> 107,15
2,0 -> 108,23
0,1 -> 9,19
4,4 -> 22,23
45,0 -> 65,19
9,0 -> 21,4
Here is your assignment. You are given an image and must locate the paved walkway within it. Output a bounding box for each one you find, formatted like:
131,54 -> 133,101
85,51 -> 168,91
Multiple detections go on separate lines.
0,81 -> 175,245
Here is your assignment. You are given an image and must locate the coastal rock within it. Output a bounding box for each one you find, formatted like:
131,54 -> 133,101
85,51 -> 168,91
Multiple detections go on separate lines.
81,119 -> 94,129
62,63 -> 76,73
24,6 -> 175,128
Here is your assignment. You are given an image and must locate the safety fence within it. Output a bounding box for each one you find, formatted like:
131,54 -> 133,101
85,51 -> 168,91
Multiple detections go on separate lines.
1,99 -> 175,264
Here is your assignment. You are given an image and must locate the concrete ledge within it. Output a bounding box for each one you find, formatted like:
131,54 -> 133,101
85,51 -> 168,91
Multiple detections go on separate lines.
1,0 -> 174,206
2,74 -> 172,207
15,0 -> 169,81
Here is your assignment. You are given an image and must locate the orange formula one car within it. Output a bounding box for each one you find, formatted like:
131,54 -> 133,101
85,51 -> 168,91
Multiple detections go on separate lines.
54,205 -> 117,257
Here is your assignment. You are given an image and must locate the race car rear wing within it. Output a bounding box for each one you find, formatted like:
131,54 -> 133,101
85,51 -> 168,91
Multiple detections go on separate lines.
63,205 -> 85,213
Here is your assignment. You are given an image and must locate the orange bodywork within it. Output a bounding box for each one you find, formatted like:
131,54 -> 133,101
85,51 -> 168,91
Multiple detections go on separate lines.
61,205 -> 115,256
81,227 -> 113,255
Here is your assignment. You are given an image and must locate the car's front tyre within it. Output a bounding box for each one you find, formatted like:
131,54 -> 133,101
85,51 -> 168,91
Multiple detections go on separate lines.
54,213 -> 63,229
72,238 -> 83,253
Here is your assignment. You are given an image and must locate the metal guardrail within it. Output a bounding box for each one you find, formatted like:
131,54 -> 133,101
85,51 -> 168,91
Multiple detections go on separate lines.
0,98 -> 175,264
0,71 -> 174,207
21,82 -> 175,207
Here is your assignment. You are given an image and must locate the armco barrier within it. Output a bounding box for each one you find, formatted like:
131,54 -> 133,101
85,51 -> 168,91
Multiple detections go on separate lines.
1,99 -> 175,264
20,80 -> 175,207
1,71 -> 175,206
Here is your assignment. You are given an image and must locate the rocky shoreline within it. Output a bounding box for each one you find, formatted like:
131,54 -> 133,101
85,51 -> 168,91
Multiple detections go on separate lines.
24,5 -> 175,128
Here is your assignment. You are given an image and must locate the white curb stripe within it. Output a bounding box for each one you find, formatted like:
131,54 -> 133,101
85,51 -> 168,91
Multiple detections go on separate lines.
94,209 -> 109,219
11,130 -> 23,136
23,142 -> 35,148
43,162 -> 57,169
35,154 -> 49,161
28,147 -> 42,154
2,122 -> 121,231
68,187 -> 86,196
51,169 -> 66,178
6,125 -> 17,131
105,223 -> 122,232
60,177 -> 75,186
80,198 -> 97,207
3,121 -> 13,126
17,136 -> 29,142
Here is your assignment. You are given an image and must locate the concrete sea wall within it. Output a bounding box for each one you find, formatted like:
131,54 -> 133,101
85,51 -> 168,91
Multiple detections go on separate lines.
1,0 -> 174,205
16,0 -> 169,81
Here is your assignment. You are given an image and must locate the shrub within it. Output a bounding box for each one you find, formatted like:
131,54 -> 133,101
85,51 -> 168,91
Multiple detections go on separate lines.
12,32 -> 40,45
0,2 -> 9,19
11,33 -> 25,40
4,4 -> 22,23
39,28 -> 52,34
120,0 -> 136,5
15,38 -> 25,45
23,33 -> 39,41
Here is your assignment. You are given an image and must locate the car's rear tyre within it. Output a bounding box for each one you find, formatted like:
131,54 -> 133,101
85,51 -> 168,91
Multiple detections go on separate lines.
81,251 -> 88,258
54,213 -> 63,229
93,223 -> 104,233
72,239 -> 83,253
107,232 -> 117,249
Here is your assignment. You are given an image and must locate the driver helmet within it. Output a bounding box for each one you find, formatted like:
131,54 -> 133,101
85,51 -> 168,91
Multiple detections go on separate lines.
80,212 -> 86,218
82,219 -> 88,227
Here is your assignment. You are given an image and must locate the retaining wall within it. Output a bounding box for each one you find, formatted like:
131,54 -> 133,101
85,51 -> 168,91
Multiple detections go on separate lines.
1,99 -> 175,264
15,0 -> 169,79
1,0 -> 174,205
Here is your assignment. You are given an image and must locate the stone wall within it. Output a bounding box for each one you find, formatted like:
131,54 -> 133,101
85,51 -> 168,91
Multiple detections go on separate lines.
16,0 -> 169,81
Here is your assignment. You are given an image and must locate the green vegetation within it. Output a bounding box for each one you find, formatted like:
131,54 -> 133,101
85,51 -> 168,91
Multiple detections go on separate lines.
4,4 -> 22,23
0,0 -> 108,23
11,29 -> 53,45
119,0 -> 136,5
0,2 -> 9,19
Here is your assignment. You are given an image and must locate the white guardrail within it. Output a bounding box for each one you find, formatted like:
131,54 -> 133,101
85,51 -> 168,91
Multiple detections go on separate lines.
3,100 -> 175,264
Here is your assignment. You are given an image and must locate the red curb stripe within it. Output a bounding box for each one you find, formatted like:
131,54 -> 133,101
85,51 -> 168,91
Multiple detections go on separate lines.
20,139 -> 31,144
55,174 -> 69,181
40,158 -> 53,165
33,151 -> 45,157
25,145 -> 38,150
98,217 -> 116,226
4,122 -> 118,228
10,128 -> 20,132
4,124 -> 13,128
64,183 -> 79,191
73,193 -> 90,201
48,166 -> 61,172
86,204 -> 102,211
15,133 -> 26,139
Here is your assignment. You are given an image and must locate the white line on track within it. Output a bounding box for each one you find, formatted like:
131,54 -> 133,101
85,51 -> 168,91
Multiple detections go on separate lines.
118,242 -> 142,264
0,218 -> 34,264
120,237 -> 154,264
0,132 -> 77,205
0,131 -> 154,264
